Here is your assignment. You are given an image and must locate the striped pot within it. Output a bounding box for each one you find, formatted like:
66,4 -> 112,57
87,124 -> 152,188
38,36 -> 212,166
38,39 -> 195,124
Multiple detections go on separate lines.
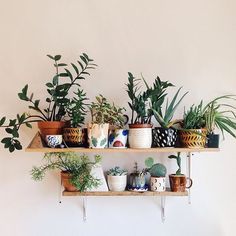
63,127 -> 88,147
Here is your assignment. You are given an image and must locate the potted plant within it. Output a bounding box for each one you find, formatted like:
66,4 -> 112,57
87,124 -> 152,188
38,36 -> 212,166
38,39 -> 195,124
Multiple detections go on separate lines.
179,101 -> 207,148
0,53 -> 97,152
152,86 -> 188,147
203,95 -> 236,148
31,152 -> 102,192
128,162 -> 148,191
88,95 -> 125,148
107,166 -> 128,191
126,73 -> 173,148
168,152 -> 192,192
63,88 -> 88,147
145,157 -> 167,192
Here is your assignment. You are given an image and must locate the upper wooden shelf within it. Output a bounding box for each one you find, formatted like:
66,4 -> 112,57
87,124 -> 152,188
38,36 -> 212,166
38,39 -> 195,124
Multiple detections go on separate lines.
25,132 -> 220,153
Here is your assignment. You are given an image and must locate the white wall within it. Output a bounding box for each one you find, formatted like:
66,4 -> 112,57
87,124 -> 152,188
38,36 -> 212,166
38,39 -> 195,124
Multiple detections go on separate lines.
0,0 -> 236,235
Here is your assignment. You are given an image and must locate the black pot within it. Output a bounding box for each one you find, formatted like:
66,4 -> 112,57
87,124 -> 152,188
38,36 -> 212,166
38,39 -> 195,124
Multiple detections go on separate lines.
152,127 -> 177,147
207,134 -> 219,148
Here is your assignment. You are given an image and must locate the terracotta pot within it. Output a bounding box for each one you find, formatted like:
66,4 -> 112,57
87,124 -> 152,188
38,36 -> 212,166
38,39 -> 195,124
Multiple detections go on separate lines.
179,128 -> 207,148
169,174 -> 193,192
128,123 -> 153,148
63,127 -> 88,147
38,121 -> 66,141
61,171 -> 77,192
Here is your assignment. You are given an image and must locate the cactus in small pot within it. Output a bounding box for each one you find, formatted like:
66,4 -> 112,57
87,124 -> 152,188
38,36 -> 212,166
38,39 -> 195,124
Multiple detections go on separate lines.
145,157 -> 166,192
107,166 -> 127,191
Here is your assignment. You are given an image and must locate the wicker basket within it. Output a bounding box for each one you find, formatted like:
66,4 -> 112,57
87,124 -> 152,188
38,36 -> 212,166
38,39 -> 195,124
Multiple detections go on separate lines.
179,129 -> 207,148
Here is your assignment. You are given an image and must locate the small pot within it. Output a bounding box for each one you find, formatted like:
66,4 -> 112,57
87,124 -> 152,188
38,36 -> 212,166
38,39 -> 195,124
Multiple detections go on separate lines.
150,176 -> 166,192
63,127 -> 88,147
108,129 -> 128,148
207,134 -> 219,148
61,171 -> 77,192
152,127 -> 177,147
38,121 -> 66,141
179,129 -> 207,148
169,174 -> 193,192
107,175 -> 127,191
87,123 -> 109,148
128,123 -> 152,148
128,173 -> 147,191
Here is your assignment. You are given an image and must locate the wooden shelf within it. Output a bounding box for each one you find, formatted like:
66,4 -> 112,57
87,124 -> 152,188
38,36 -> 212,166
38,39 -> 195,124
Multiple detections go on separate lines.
62,190 -> 188,197
26,132 -> 220,153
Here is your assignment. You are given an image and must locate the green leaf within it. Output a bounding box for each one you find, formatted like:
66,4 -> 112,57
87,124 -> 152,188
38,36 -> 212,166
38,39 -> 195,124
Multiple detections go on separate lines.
46,83 -> 54,88
14,141 -> 22,150
100,138 -> 107,147
78,61 -> 84,70
9,145 -> 15,153
47,54 -> 55,60
52,75 -> 59,85
59,73 -> 69,77
5,128 -> 12,134
54,55 -> 61,61
1,137 -> 11,144
57,63 -> 67,67
80,55 -> 87,65
9,119 -> 16,126
92,137 -> 97,147
71,63 -> 79,75
25,123 -> 32,128
145,157 -> 154,168
0,117 -> 6,126
46,98 -> 51,103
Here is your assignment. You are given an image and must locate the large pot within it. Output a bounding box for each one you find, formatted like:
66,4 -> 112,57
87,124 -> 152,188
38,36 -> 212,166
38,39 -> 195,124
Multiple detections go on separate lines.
61,171 -> 77,192
152,127 -> 177,147
87,123 -> 109,148
179,129 -> 207,148
108,129 -> 128,148
38,121 -> 66,141
128,124 -> 152,148
169,174 -> 193,192
63,127 -> 88,147
107,175 -> 127,191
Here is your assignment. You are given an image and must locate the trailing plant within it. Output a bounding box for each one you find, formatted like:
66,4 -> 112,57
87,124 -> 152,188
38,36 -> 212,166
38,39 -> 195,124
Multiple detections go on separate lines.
31,152 -> 101,192
144,157 -> 166,177
168,152 -> 182,175
152,87 -> 188,128
107,166 -> 127,176
126,72 -> 174,124
0,53 -> 97,152
90,95 -> 126,127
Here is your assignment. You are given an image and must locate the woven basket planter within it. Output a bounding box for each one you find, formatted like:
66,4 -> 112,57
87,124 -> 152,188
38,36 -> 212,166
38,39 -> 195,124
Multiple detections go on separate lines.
179,129 -> 207,148
63,127 -> 88,147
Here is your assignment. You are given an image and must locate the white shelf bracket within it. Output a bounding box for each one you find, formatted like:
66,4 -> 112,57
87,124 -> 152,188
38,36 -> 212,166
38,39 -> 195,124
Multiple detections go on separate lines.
59,178 -> 62,204
82,196 -> 87,222
186,152 -> 193,204
160,196 -> 166,223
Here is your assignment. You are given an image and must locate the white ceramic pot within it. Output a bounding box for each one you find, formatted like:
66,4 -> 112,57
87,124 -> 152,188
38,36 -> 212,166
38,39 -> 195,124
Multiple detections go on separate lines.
108,129 -> 128,148
128,125 -> 152,148
107,175 -> 127,191
150,177 -> 166,192
87,123 -> 109,148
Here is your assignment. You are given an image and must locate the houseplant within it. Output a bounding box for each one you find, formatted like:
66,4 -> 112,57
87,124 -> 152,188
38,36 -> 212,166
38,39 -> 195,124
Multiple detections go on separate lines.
88,95 -> 126,148
152,87 -> 188,147
145,157 -> 167,192
126,73 -> 173,148
107,166 -> 128,191
63,88 -> 88,147
128,162 -> 148,191
168,152 -> 192,192
0,53 -> 97,152
31,152 -> 102,192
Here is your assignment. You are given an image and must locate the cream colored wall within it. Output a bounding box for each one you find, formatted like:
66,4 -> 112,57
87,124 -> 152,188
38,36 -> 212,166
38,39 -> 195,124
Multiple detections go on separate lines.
0,0 -> 236,235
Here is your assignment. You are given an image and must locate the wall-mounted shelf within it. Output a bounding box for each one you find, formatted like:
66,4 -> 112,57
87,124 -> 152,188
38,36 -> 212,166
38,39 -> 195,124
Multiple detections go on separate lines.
26,132 -> 220,153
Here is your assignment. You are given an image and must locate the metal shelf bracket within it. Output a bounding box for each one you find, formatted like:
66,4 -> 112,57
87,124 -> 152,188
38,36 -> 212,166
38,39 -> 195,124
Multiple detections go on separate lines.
161,196 -> 166,223
186,152 -> 193,204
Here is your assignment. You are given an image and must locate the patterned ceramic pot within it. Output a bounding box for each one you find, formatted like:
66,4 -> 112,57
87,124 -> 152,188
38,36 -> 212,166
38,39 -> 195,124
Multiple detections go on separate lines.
108,129 -> 128,148
150,177 -> 166,192
63,127 -> 88,147
128,124 -> 152,148
107,175 -> 127,191
87,123 -> 109,148
152,127 -> 177,147
128,173 -> 148,191
45,135 -> 63,148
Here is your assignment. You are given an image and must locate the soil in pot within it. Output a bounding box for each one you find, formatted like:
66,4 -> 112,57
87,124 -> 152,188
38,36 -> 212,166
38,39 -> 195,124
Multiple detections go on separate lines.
169,174 -> 192,192
63,127 -> 88,147
152,127 -> 177,147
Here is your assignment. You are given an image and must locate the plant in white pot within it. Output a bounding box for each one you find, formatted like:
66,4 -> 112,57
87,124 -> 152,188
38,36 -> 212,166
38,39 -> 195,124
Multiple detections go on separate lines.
107,166 -> 128,191
145,157 -> 167,192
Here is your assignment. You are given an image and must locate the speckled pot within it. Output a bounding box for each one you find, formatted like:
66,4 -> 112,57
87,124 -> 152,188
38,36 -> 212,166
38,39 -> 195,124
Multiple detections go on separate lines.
152,127 -> 177,147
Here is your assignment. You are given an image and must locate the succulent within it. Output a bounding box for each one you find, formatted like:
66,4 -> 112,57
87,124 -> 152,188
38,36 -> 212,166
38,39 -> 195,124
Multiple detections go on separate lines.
107,166 -> 128,176
145,157 -> 167,177
168,152 -> 182,175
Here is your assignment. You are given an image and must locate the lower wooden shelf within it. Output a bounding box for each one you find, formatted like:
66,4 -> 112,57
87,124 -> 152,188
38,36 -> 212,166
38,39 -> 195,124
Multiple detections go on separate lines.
62,190 -> 188,197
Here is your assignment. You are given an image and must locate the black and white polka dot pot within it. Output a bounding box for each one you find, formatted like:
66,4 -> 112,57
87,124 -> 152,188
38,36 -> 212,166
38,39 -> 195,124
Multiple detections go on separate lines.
152,127 -> 177,147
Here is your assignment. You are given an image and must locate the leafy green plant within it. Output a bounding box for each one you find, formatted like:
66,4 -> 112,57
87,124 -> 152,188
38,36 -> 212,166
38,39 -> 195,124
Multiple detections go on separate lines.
31,152 -> 101,192
126,73 -> 174,124
90,95 -> 126,127
168,152 -> 182,175
107,166 -> 127,176
145,157 -> 166,177
0,53 -> 97,152
152,87 -> 188,128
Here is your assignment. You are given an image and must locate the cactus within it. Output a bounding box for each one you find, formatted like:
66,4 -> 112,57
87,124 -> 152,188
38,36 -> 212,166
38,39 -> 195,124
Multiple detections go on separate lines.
168,152 -> 182,175
145,157 -> 166,177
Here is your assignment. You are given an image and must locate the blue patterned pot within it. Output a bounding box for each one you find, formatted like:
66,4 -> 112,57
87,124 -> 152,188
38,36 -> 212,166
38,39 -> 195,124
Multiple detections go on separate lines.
108,129 -> 128,148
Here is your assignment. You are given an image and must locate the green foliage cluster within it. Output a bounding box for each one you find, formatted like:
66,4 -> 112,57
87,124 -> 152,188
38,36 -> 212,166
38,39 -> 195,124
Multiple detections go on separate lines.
107,166 -> 127,176
90,95 -> 127,127
168,152 -> 182,175
145,157 -> 167,177
31,152 -> 101,192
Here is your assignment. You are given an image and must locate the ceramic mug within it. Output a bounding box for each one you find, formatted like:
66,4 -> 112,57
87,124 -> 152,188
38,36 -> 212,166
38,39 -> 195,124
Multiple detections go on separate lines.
46,135 -> 63,148
150,177 -> 166,192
